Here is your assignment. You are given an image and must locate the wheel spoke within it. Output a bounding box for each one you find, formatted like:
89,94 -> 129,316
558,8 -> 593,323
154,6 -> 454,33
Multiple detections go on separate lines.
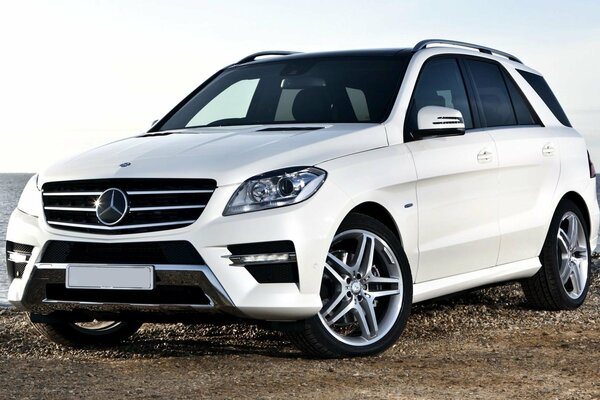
366,288 -> 401,299
326,299 -> 354,326
570,268 -> 582,295
559,263 -> 571,285
359,297 -> 379,338
324,263 -> 347,285
567,215 -> 579,251
368,276 -> 399,284
557,229 -> 570,254
321,290 -> 347,318
354,234 -> 375,277
353,302 -> 371,338
327,252 -> 354,276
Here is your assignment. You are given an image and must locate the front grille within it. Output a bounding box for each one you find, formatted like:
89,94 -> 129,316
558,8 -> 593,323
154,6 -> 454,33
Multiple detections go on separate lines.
6,241 -> 34,280
41,240 -> 204,265
42,178 -> 216,234
45,284 -> 211,305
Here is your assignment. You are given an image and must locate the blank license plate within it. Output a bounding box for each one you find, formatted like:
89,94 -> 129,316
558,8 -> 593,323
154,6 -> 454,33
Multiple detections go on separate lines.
66,265 -> 154,290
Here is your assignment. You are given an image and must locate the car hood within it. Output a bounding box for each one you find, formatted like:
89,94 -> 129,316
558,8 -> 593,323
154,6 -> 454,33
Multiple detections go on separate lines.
39,124 -> 387,187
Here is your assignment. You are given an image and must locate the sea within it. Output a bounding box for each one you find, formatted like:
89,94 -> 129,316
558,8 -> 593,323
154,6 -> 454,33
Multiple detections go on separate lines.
1,173 -> 600,305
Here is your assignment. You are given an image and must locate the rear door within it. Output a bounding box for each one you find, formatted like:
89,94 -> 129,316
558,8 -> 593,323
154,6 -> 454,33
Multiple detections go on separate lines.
405,57 -> 500,282
462,58 -> 561,265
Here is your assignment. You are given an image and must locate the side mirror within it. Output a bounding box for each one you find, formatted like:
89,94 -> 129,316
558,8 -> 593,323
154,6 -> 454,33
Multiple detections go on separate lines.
150,120 -> 159,127
416,106 -> 465,137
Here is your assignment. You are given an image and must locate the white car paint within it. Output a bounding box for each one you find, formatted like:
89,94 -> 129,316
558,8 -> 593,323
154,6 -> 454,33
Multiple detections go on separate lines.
6,45 -> 599,322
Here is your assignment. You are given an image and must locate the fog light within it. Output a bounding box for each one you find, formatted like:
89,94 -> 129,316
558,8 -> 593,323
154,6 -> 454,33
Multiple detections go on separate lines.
7,251 -> 29,263
226,252 -> 296,265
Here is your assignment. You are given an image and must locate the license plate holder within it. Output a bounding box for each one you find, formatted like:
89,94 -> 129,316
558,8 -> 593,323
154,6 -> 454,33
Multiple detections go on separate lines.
66,265 -> 154,290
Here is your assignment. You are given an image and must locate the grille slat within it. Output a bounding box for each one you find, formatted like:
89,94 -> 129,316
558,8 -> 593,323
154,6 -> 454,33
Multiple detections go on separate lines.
42,179 -> 216,234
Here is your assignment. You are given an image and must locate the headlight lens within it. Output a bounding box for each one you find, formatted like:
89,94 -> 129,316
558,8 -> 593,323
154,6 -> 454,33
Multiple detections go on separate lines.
223,167 -> 326,215
17,174 -> 42,217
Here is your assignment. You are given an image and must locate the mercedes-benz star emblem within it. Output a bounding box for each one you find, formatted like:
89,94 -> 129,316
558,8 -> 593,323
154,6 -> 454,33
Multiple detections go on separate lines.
95,188 -> 129,226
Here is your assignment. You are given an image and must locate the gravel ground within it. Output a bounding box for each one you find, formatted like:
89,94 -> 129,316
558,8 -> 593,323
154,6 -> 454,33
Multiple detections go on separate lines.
0,263 -> 599,400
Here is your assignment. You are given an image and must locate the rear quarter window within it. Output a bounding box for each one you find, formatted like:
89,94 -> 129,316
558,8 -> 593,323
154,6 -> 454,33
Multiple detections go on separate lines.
517,70 -> 572,127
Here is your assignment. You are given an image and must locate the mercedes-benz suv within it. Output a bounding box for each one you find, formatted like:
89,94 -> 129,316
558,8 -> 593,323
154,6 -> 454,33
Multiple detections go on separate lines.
6,40 -> 599,358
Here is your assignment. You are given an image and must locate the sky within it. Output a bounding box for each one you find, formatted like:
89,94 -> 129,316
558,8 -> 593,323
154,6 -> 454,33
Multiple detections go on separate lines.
1,0 -> 599,172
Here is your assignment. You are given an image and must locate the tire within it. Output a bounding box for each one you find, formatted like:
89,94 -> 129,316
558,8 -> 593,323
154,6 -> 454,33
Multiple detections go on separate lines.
288,213 -> 412,358
522,199 -> 591,310
31,317 -> 143,347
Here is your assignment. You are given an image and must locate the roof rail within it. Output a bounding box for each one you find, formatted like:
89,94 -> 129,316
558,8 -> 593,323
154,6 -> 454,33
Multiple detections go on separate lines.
237,51 -> 299,64
413,39 -> 523,64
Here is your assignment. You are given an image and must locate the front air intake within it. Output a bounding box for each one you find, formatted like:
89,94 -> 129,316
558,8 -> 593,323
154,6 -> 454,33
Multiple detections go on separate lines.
6,241 -> 34,280
41,178 -> 216,234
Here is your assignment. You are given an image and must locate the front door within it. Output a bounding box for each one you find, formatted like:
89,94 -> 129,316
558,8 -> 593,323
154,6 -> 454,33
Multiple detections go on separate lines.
404,57 -> 500,282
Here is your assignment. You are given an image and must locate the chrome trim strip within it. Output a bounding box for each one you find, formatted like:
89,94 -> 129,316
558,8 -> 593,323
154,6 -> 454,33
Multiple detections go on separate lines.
42,189 -> 214,196
129,205 -> 206,212
41,299 -> 214,309
223,252 -> 297,266
34,263 -> 235,308
47,220 -> 196,230
44,205 -> 205,212
43,192 -> 102,196
127,190 -> 214,195
44,206 -> 96,212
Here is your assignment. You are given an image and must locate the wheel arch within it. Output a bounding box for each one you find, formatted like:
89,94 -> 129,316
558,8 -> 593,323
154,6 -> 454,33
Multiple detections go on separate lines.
559,191 -> 591,234
346,202 -> 403,245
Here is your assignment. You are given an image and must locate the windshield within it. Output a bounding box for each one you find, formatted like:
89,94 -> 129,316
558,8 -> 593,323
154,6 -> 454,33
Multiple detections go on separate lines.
156,56 -> 407,131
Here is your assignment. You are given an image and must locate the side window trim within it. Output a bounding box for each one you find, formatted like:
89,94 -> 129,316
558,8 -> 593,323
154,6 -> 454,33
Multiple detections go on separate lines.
403,55 -> 477,142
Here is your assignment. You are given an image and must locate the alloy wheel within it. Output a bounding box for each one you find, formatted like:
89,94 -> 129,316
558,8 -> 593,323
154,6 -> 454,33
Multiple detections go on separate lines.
319,229 -> 403,346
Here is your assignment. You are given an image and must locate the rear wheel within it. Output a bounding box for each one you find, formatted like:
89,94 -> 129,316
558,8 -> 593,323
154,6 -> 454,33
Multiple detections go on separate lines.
31,318 -> 142,347
522,200 -> 591,310
289,213 -> 412,358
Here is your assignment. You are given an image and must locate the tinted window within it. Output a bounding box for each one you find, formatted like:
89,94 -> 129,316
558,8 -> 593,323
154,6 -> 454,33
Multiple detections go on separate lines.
466,60 -> 516,127
408,58 -> 473,132
517,70 -> 572,127
504,74 -> 537,125
158,57 -> 406,130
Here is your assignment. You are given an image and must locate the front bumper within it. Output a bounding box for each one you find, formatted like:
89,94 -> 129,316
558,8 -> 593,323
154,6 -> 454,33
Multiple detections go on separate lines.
6,181 -> 349,321
19,263 -> 235,315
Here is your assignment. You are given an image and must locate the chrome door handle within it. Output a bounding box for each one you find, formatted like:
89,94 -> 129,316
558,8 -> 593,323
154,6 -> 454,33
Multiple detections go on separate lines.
542,143 -> 556,156
477,149 -> 493,163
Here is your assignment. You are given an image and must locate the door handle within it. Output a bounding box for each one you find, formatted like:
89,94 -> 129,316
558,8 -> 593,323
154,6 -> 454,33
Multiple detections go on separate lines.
542,143 -> 556,157
477,149 -> 493,163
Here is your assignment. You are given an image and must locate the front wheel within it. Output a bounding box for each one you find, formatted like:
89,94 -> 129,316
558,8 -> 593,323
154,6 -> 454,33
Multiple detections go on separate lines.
289,213 -> 412,358
31,317 -> 143,347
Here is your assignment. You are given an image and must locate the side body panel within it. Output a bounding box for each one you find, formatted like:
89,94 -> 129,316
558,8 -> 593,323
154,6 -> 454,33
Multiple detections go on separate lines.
406,133 -> 500,282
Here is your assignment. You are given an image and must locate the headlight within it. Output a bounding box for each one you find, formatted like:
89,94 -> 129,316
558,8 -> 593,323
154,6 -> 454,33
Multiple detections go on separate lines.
17,174 -> 42,217
223,167 -> 326,216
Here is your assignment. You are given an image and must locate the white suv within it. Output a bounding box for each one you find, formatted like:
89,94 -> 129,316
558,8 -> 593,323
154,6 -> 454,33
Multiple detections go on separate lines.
6,40 -> 599,357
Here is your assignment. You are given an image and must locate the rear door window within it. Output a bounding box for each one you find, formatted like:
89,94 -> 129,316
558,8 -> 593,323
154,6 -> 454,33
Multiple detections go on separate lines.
465,60 -> 516,127
503,74 -> 537,126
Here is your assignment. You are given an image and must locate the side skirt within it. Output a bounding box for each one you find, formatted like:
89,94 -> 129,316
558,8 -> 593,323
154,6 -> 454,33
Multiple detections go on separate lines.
412,258 -> 541,303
